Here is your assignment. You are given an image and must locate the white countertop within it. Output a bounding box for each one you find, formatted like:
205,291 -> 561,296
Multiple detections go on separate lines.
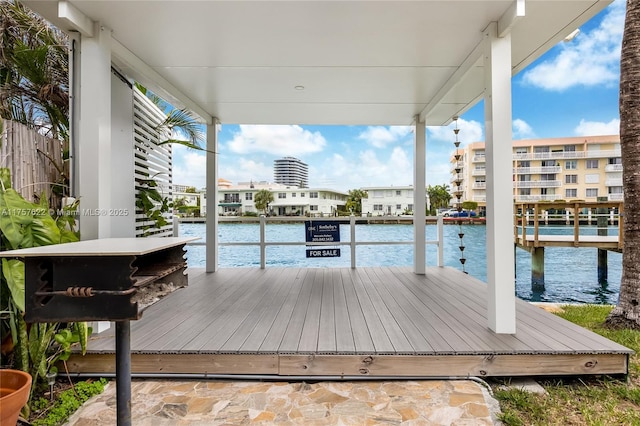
0,237 -> 199,257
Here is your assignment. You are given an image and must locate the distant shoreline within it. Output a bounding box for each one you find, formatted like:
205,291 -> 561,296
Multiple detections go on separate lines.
178,216 -> 487,225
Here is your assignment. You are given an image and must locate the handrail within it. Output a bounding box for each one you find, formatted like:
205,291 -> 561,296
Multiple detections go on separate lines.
513,201 -> 624,250
176,215 -> 444,269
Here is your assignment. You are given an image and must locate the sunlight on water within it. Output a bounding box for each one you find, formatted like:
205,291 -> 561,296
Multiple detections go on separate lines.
181,222 -> 621,305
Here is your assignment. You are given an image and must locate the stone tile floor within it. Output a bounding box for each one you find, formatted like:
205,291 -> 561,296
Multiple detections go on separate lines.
65,379 -> 501,425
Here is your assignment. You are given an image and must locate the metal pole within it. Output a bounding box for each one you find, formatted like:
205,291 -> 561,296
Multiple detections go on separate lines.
115,320 -> 132,426
437,215 -> 444,267
260,215 -> 266,269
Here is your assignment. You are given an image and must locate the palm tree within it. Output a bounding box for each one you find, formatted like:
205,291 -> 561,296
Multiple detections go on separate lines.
606,0 -> 640,328
254,189 -> 273,215
346,189 -> 368,214
0,1 -> 69,140
427,184 -> 452,213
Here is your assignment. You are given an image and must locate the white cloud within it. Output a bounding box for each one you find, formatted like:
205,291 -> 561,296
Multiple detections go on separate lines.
227,124 -> 326,156
574,118 -> 620,136
358,125 -> 413,148
522,0 -> 624,91
513,118 -> 536,139
426,118 -> 483,146
173,150 -> 206,189
219,157 -> 273,184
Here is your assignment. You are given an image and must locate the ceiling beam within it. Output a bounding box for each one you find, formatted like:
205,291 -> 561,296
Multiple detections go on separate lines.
498,0 -> 526,37
419,38 -> 484,125
57,1 -> 94,37
111,40 -> 213,125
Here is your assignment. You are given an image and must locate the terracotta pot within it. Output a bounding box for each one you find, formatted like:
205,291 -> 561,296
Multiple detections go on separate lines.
0,369 -> 32,426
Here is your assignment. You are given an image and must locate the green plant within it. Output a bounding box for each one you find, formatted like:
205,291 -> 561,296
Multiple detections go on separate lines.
0,168 -> 87,417
30,378 -> 107,426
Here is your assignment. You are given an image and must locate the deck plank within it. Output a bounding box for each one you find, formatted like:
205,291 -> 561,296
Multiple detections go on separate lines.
78,266 -> 631,378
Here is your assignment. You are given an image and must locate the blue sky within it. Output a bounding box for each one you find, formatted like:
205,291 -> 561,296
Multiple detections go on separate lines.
172,0 -> 624,193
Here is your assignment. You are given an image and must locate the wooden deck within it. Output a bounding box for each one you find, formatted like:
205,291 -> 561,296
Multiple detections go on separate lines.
69,267 -> 631,378
516,234 -> 621,251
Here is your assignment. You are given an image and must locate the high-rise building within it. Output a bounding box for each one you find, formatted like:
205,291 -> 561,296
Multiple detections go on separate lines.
274,157 -> 308,188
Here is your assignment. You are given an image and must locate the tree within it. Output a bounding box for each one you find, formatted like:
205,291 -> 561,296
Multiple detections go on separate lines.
607,0 -> 640,328
427,184 -> 452,214
346,189 -> 368,214
254,189 -> 273,215
0,1 -> 69,140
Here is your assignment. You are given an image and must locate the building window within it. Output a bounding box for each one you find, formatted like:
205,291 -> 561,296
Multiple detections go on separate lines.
518,160 -> 530,168
301,193 -> 305,197
292,193 -> 296,197
278,193 -> 286,199
609,187 -> 623,194
585,174 -> 600,184
586,188 -> 598,198
565,188 -> 578,198
541,160 -> 556,167
565,175 -> 578,184
540,174 -> 556,181
586,159 -> 599,169
396,204 -> 402,210
310,205 -> 318,211
395,190 -> 402,196
373,204 -> 383,211
515,147 -> 528,154
609,157 -> 622,165
564,145 -> 576,152
310,192 -> 318,198
245,193 -> 253,200
408,204 -> 413,211
565,160 -> 577,170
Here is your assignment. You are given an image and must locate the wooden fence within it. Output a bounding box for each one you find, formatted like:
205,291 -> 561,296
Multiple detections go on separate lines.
0,120 -> 65,208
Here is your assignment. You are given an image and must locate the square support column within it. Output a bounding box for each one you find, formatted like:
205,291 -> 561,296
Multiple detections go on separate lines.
76,24 -> 112,240
484,23 -> 516,333
206,121 -> 220,272
413,116 -> 426,274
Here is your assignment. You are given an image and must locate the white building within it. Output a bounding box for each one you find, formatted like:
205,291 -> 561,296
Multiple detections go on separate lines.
218,181 -> 348,217
361,186 -> 419,216
274,157 -> 308,188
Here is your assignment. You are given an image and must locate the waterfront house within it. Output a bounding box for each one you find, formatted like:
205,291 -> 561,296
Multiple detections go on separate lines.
23,0 -> 631,378
360,186 -> 417,216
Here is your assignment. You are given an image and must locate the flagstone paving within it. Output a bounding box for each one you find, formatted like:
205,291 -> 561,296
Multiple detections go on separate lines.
65,379 -> 500,425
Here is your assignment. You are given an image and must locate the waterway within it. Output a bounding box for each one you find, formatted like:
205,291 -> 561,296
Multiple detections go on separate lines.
180,222 -> 622,305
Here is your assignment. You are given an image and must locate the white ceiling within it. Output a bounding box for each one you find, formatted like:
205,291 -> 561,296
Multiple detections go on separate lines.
25,0 -> 612,125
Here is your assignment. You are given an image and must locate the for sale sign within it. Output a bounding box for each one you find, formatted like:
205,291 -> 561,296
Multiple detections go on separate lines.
304,221 -> 341,258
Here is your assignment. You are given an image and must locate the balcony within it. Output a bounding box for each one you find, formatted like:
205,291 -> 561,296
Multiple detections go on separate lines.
450,173 -> 464,183
605,164 -> 623,172
472,182 -> 486,189
515,194 -> 563,202
606,178 -> 623,187
472,155 -> 486,163
514,166 -> 562,174
512,149 -> 621,161
471,168 -> 486,177
449,161 -> 464,172
513,180 -> 562,188
609,193 -> 624,201
473,195 -> 486,202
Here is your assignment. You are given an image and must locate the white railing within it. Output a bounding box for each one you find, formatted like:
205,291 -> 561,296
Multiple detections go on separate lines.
514,166 -> 562,174
450,173 -> 464,183
472,182 -> 486,189
450,161 -> 464,172
605,164 -> 623,172
473,196 -> 486,202
515,194 -> 563,202
609,193 -> 624,201
606,178 -> 623,187
472,169 -> 486,176
472,155 -> 486,163
512,149 -> 620,161
179,216 -> 444,269
513,180 -> 562,188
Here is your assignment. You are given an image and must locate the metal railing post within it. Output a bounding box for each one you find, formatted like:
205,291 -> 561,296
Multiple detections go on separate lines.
437,215 -> 444,267
260,215 -> 266,269
173,215 -> 179,237
350,215 -> 356,269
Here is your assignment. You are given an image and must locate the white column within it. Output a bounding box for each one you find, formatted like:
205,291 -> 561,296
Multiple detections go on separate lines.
413,115 -> 426,274
484,23 -> 516,333
77,24 -> 112,240
206,121 -> 220,272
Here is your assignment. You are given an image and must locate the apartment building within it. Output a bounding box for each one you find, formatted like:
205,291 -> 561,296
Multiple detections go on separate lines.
361,186 -> 417,216
218,181 -> 348,217
450,135 -> 622,210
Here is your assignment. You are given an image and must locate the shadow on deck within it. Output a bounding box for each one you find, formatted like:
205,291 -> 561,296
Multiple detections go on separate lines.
69,267 -> 631,378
